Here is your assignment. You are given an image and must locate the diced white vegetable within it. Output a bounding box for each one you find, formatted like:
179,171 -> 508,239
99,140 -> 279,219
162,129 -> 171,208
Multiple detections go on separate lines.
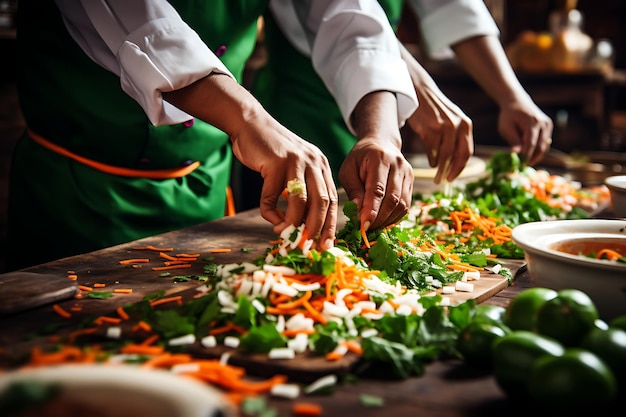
455,281 -> 474,292
196,284 -> 211,293
251,299 -> 266,314
219,352 -> 231,365
287,333 -> 309,353
223,336 -> 240,348
360,328 -> 378,338
168,334 -> 196,346
201,335 -> 217,348
490,264 -> 502,274
275,314 -> 285,333
270,383 -> 300,399
323,301 -> 350,318
263,264 -> 297,276
442,285 -> 456,294
431,279 -> 442,288
268,347 -> 296,360
171,363 -> 200,374
439,296 -> 451,306
272,282 -> 299,297
304,374 -> 338,394
217,290 -> 237,308
395,304 -> 413,316
107,354 -> 141,364
291,282 -> 321,292
236,279 -> 253,296
279,224 -> 297,241
106,326 -> 121,339
464,270 -> 481,281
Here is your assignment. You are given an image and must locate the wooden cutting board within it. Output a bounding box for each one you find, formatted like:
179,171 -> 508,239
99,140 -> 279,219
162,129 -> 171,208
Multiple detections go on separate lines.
187,259 -> 527,382
0,271 -> 78,316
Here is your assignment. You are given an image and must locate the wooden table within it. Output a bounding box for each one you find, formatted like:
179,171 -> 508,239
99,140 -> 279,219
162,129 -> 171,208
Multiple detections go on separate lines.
0,208 -> 540,417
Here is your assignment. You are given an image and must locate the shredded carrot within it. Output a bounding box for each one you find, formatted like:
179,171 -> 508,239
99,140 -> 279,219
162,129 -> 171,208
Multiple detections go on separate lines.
94,316 -> 122,325
116,306 -> 129,320
134,245 -> 174,252
596,248 -> 624,260
293,402 -> 323,416
207,248 -> 232,253
141,333 -> 160,346
152,264 -> 192,271
150,296 -> 183,308
360,223 -> 371,249
93,283 -> 106,288
119,258 -> 150,265
53,304 -> 71,319
113,288 -> 133,294
120,344 -> 165,355
133,321 -> 152,332
78,285 -> 93,292
67,274 -> 78,281
342,340 -> 363,355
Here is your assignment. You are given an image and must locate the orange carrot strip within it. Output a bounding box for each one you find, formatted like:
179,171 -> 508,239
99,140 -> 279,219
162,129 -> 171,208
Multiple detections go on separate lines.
275,291 -> 312,310
67,274 -> 78,281
208,248 -> 232,253
119,258 -> 150,265
93,283 -> 106,288
360,223 -> 371,249
152,264 -> 192,271
293,402 -> 323,416
78,285 -> 93,292
150,296 -> 183,308
114,288 -> 133,294
176,253 -> 200,258
141,353 -> 192,369
116,306 -> 130,320
134,321 -> 152,332
141,333 -> 160,346
53,304 -> 71,319
343,340 -> 363,355
120,344 -> 164,355
596,248 -> 624,260
134,245 -> 174,252
94,316 -> 122,325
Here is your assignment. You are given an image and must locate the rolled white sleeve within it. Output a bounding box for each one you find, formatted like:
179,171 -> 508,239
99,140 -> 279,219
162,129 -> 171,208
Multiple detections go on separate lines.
407,0 -> 500,58
55,0 -> 235,126
270,0 -> 418,135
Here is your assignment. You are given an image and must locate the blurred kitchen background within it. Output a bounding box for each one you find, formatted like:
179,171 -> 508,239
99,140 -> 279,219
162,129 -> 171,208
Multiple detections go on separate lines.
0,0 -> 625,272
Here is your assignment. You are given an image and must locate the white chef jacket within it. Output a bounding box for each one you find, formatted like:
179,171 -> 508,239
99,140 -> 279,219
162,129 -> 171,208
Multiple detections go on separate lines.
54,0 -> 418,133
406,0 -> 501,58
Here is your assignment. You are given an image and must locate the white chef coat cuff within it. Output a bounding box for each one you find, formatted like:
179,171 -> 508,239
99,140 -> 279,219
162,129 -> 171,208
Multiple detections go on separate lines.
417,0 -> 500,58
117,18 -> 235,126
330,49 -> 418,135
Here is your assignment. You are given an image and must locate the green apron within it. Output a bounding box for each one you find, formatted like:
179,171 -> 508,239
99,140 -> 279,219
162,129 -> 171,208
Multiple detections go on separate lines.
237,1 -> 404,210
8,0 -> 267,270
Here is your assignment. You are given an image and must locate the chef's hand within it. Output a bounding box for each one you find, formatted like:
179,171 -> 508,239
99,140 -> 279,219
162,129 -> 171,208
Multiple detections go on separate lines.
399,44 -> 473,184
497,96 -> 554,166
339,91 -> 414,231
232,113 -> 338,251
163,73 -> 338,251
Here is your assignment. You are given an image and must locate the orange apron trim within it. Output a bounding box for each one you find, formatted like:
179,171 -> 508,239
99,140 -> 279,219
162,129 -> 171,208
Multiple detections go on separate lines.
28,128 -> 237,216
27,128 -> 200,179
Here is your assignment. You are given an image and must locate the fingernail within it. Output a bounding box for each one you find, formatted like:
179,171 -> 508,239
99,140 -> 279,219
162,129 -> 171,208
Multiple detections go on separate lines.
324,238 -> 335,249
362,221 -> 370,232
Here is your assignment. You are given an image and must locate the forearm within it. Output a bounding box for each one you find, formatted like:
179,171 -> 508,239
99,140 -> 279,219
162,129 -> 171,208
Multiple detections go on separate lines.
162,72 -> 265,138
451,35 -> 531,107
350,91 -> 402,149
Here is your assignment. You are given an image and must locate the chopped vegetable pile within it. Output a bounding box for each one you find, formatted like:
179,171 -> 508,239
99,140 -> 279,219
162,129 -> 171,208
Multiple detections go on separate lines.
0,152 -> 611,415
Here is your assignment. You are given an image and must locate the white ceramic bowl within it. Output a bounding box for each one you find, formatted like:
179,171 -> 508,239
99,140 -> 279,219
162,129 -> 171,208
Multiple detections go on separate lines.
0,364 -> 236,417
512,219 -> 626,320
605,175 -> 626,217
